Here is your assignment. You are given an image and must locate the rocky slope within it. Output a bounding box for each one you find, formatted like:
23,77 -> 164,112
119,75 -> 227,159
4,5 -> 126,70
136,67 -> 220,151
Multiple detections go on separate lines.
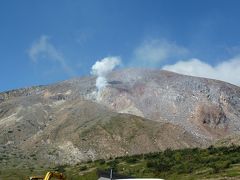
0,69 -> 239,165
100,69 -> 240,140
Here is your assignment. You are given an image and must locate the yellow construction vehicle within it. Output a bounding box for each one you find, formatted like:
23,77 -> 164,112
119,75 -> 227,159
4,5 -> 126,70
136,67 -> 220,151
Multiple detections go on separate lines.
29,171 -> 65,180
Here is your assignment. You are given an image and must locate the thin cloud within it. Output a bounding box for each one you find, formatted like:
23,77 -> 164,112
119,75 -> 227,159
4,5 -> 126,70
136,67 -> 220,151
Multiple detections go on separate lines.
28,35 -> 75,76
132,39 -> 188,67
163,56 -> 240,86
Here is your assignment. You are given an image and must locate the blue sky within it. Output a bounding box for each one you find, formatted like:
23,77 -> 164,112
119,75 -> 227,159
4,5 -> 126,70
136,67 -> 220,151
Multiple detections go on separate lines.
1,0 -> 240,92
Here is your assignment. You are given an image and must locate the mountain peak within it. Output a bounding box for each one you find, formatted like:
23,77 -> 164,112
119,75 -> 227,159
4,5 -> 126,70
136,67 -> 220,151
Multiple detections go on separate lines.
0,68 -> 240,165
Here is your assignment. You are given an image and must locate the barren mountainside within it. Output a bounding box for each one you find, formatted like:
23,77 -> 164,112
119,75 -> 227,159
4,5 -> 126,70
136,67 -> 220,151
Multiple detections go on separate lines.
0,69 -> 240,165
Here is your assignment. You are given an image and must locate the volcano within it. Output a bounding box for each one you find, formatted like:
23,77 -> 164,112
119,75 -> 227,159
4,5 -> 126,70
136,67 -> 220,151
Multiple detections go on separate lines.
0,69 -> 240,166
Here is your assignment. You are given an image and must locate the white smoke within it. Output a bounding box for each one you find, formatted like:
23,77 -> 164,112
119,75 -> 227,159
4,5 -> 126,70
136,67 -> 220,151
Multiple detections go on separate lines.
91,56 -> 121,91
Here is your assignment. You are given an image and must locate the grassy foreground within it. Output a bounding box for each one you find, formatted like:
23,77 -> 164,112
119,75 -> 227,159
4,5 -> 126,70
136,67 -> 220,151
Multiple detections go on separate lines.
1,145 -> 240,179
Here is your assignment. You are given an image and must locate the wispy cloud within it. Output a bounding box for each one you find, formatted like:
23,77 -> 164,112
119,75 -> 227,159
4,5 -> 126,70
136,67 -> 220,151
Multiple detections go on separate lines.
132,39 -> 188,67
163,56 -> 240,86
130,37 -> 240,86
28,35 -> 75,76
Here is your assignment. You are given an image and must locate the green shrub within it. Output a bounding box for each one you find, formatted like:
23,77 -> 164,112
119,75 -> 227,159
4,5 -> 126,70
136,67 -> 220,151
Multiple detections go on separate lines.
98,159 -> 106,165
126,157 -> 138,164
210,160 -> 231,173
54,165 -> 67,173
79,165 -> 88,171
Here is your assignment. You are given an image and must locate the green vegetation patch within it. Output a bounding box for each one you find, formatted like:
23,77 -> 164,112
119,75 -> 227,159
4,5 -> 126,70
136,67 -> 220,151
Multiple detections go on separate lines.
1,145 -> 240,179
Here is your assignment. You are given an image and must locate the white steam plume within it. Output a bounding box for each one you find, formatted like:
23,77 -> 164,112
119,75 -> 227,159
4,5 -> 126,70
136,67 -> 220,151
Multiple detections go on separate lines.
91,56 -> 121,91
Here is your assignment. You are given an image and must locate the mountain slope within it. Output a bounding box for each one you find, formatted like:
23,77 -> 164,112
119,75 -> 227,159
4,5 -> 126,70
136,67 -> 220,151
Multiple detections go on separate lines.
0,69 -> 240,165
98,69 -> 240,140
